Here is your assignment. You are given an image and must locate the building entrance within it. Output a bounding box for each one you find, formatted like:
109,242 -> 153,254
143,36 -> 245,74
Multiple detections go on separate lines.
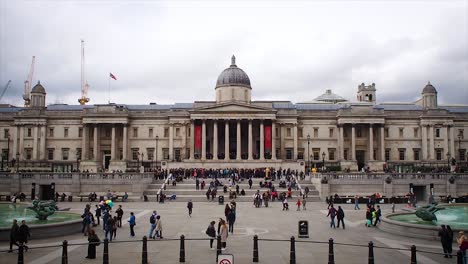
39,184 -> 54,200
413,185 -> 426,203
356,150 -> 365,171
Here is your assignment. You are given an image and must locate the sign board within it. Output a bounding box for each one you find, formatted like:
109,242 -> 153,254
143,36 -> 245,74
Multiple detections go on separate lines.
218,254 -> 234,264
298,220 -> 309,238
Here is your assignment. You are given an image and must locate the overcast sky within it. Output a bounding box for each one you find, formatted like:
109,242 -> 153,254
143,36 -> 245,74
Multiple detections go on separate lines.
0,0 -> 467,106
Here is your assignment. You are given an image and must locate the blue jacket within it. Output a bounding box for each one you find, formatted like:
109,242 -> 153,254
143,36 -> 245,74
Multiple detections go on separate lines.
128,215 -> 136,225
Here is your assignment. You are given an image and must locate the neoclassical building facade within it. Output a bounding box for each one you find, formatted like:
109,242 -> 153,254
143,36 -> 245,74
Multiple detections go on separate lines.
0,56 -> 467,172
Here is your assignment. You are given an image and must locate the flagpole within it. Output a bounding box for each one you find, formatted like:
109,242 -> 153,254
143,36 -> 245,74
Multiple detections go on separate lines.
108,74 -> 110,104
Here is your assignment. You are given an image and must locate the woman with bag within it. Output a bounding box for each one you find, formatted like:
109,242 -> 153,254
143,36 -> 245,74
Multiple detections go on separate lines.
219,219 -> 228,250
86,229 -> 100,259
206,221 -> 216,249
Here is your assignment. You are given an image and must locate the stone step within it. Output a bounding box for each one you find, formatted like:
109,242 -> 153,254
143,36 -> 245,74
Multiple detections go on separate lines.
143,194 -> 321,202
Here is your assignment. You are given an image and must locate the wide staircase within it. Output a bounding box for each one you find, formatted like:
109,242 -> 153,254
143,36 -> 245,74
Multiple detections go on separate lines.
144,177 -> 320,202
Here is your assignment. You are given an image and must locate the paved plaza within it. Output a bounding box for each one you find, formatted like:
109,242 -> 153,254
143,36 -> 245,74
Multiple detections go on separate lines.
0,201 -> 457,264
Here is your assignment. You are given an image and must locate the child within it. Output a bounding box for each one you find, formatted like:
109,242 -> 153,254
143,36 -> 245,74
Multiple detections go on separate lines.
296,199 -> 301,211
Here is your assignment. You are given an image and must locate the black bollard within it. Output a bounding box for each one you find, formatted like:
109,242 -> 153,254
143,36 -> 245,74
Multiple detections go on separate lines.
368,241 -> 374,264
328,238 -> 335,264
103,238 -> 109,264
142,236 -> 148,264
457,250 -> 463,264
253,235 -> 259,262
216,235 -> 222,262
410,245 -> 416,264
62,240 -> 68,264
290,236 -> 296,264
179,235 -> 185,263
17,245 -> 24,264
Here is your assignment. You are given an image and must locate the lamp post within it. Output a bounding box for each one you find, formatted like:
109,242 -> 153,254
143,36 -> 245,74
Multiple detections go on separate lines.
16,152 -> 20,172
458,132 -> 462,162
446,152 -> 451,172
307,134 -> 310,175
155,135 -> 159,170
322,151 -> 326,172
6,132 -> 10,168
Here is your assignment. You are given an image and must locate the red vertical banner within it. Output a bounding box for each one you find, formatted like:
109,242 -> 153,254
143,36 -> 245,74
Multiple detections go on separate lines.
265,125 -> 272,149
195,125 -> 202,149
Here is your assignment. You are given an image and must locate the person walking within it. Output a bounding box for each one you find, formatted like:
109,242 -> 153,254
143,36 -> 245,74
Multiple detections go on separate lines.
149,211 -> 157,239
187,200 -> 193,217
86,229 -> 100,259
365,208 -> 372,227
302,196 -> 307,210
219,219 -> 229,250
95,205 -> 102,225
116,205 -> 124,227
337,206 -> 345,229
373,205 -> 382,226
128,212 -> 136,237
17,220 -> 30,251
105,214 -> 114,241
8,219 -> 19,253
327,205 -> 337,229
112,216 -> 118,240
439,225 -> 450,258
205,221 -> 216,249
155,215 -> 163,239
354,195 -> 360,210
227,209 -> 236,234
248,178 -> 253,189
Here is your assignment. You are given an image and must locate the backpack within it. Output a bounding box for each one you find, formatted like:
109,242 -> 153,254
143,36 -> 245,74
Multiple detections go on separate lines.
150,215 -> 156,224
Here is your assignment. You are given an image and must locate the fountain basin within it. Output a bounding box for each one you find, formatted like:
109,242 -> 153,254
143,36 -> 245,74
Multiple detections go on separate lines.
0,203 -> 82,241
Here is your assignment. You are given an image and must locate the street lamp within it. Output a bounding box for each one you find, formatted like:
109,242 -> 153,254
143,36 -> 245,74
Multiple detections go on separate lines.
446,152 -> 451,172
458,131 -> 463,162
322,151 -> 326,172
155,135 -> 159,170
307,134 -> 310,175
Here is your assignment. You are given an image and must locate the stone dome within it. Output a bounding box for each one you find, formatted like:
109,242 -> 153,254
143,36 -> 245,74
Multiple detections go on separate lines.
31,81 -> 46,94
215,55 -> 251,89
314,89 -> 347,104
422,81 -> 437,94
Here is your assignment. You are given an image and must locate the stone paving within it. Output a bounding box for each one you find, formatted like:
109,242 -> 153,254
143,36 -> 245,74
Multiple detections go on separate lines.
0,200 -> 458,264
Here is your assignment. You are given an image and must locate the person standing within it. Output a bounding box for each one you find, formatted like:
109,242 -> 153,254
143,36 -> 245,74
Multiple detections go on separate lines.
327,205 -> 337,229
17,220 -> 30,251
354,195 -> 360,210
447,225 -> 454,258
219,219 -> 229,250
86,229 -> 100,259
373,205 -> 382,226
187,200 -> 193,217
95,205 -> 102,225
149,211 -> 157,239
439,225 -> 450,258
337,206 -> 345,229
116,205 -> 124,227
112,216 -> 118,240
8,219 -> 19,253
206,221 -> 216,249
302,196 -> 307,211
391,202 -> 395,213
128,212 -> 136,237
155,215 -> 163,239
457,231 -> 468,264
227,209 -> 236,234
365,208 -> 372,227
248,178 -> 253,189
105,214 -> 114,241
296,199 -> 301,211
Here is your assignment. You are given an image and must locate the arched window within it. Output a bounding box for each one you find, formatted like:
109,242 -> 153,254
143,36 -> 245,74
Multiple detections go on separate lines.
369,94 -> 373,101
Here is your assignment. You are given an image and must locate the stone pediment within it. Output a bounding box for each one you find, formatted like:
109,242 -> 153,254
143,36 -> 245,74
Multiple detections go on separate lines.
193,102 -> 274,113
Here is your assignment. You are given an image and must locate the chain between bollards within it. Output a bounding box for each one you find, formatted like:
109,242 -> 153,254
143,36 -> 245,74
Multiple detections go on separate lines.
142,236 -> 148,264
290,236 -> 296,264
328,238 -> 335,264
17,245 -> 24,264
103,238 -> 109,264
62,240 -> 68,264
410,245 -> 417,264
179,235 -> 185,263
368,241 -> 374,264
253,235 -> 259,262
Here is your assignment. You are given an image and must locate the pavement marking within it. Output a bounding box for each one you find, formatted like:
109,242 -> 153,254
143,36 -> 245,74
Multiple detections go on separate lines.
373,236 -> 441,264
28,209 -> 152,264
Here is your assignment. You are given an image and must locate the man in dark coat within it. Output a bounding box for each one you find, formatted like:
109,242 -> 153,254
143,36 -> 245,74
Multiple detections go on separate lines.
8,219 -> 20,252
438,225 -> 450,258
86,229 -> 100,259
115,205 -> 124,227
337,206 -> 345,229
17,220 -> 30,251
227,209 -> 236,233
187,200 -> 193,217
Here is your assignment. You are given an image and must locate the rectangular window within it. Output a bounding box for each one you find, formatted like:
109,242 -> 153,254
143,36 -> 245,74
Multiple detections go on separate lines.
413,149 -> 420,161
343,129 -> 348,138
1,149 -> 8,159
164,128 -> 169,138
399,128 -> 404,138
147,148 -> 154,160
385,128 -> 389,138
329,128 -> 334,138
48,128 -> 54,137
436,149 -> 442,160
149,128 -> 153,138
313,149 -> 320,160
298,128 -> 303,138
176,127 -> 180,137
27,128 -> 32,137
186,148 -> 190,160
344,149 -> 348,160
328,148 -> 335,160
385,149 -> 390,161
313,128 -> 318,138
286,128 -> 291,137
62,148 -> 69,160
131,148 -> 139,160
76,148 -> 82,160
162,148 -> 169,160
78,128 -> 83,138
399,149 -> 405,161
25,148 -> 32,160
105,128 -> 111,138
435,128 -> 440,138
297,148 -> 304,159
276,148 -> 280,159
89,148 -> 94,160
357,127 -> 362,138
133,128 -> 138,138
3,129 -> 9,138
89,128 -> 94,138
275,128 -> 279,137
174,148 -> 181,161
414,128 -> 419,138
286,148 -> 293,160
47,149 -> 54,160
64,127 -> 69,138
373,149 -> 377,160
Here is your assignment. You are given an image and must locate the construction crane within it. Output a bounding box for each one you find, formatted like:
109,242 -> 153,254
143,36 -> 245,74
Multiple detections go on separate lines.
78,40 -> 90,105
23,56 -> 35,107
0,80 -> 11,102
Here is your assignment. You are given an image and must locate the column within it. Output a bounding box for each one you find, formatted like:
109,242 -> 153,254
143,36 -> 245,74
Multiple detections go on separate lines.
190,121 -> 195,160
122,125 -> 128,160
184,123 -> 188,159
369,124 -> 374,161
201,120 -> 206,160
339,125 -> 344,160
169,124 -> 174,161
19,126 -> 24,159
213,121 -> 218,160
224,121 -> 229,160
12,126 -> 17,159
81,125 -> 88,160
293,124 -> 298,160
111,125 -> 116,160
280,124 -> 285,159
444,125 -> 449,158
421,125 -> 427,160
429,125 -> 435,160
93,125 -> 99,161
236,120 -> 241,160
248,120 -> 253,160
351,125 -> 356,160
450,125 -> 455,158
271,121 -> 277,160
32,126 -> 38,160
39,126 -> 46,160
260,120 -> 265,160
380,125 -> 385,161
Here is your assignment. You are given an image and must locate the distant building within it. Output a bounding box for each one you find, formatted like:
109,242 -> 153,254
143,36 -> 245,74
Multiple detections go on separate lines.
0,56 -> 467,172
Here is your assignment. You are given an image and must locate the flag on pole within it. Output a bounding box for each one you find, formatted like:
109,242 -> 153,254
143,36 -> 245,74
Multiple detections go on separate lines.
110,73 -> 117,80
